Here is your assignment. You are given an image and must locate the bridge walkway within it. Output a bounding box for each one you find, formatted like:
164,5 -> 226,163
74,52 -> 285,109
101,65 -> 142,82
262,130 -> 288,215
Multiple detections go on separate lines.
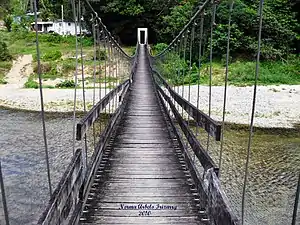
79,45 -> 204,224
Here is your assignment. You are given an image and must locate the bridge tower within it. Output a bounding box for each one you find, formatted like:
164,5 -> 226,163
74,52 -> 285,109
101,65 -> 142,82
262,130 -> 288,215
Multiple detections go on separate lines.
137,28 -> 148,45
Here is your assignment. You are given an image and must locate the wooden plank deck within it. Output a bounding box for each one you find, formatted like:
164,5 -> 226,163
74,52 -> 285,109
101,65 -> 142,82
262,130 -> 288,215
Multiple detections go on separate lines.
80,45 -> 204,225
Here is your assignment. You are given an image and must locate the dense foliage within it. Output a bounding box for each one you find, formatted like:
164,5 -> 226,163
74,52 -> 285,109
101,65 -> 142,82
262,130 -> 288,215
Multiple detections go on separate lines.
87,0 -> 299,59
0,40 -> 12,61
0,0 -> 299,59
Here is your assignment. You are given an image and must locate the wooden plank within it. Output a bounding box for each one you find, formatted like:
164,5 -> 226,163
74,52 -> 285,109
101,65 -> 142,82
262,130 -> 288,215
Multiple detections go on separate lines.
76,80 -> 130,141
156,88 -> 208,210
153,70 -> 221,141
81,216 -> 200,224
81,78 -> 131,212
81,45 -> 203,224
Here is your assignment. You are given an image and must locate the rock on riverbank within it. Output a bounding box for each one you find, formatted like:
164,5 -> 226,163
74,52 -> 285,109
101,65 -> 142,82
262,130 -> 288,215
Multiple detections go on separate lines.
176,85 -> 300,128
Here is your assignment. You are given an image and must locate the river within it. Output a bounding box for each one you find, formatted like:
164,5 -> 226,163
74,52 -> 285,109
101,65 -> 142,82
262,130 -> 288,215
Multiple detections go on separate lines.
0,109 -> 299,225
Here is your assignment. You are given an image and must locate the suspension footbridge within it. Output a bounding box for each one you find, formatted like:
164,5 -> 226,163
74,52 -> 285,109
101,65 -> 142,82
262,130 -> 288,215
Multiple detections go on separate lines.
0,0 -> 299,225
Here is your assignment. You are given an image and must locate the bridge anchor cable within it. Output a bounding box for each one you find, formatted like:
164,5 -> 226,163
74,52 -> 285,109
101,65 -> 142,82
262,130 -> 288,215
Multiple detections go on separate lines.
241,0 -> 265,224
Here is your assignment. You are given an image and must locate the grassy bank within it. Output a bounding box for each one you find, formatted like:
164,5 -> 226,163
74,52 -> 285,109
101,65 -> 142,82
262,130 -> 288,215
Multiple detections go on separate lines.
154,53 -> 300,86
1,30 -> 299,87
0,31 -> 132,89
0,30 -> 93,56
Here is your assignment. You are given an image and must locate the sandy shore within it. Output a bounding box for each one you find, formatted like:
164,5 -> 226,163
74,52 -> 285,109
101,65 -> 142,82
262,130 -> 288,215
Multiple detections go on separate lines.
0,84 -> 299,128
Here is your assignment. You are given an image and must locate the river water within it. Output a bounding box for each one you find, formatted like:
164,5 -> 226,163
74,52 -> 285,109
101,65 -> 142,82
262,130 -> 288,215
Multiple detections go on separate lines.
0,109 -> 299,225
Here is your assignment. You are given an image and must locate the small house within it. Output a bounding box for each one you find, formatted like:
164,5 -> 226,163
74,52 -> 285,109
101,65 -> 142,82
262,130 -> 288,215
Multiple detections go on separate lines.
31,21 -> 84,36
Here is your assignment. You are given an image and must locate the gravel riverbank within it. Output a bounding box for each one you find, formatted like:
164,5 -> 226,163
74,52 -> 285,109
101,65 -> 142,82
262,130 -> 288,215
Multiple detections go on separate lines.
0,84 -> 299,128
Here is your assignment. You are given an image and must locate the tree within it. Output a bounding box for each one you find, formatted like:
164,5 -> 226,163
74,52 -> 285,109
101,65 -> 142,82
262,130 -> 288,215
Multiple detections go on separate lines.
87,0 -> 181,44
4,14 -> 13,31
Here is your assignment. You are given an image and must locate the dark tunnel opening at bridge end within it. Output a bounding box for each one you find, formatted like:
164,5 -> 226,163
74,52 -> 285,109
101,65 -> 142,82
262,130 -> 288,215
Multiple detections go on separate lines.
117,26 -> 156,46
97,15 -> 157,46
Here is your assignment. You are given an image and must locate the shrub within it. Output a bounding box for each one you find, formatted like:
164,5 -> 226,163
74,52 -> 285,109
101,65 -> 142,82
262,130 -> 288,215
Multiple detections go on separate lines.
0,78 -> 8,84
32,62 -> 63,80
55,80 -> 75,88
61,60 -> 76,73
3,14 -> 13,32
44,33 -> 62,43
11,15 -> 31,33
61,36 -> 76,45
42,50 -> 62,61
152,43 -> 168,55
33,62 -> 52,73
0,41 -> 12,61
0,61 -> 12,84
96,49 -> 107,60
155,52 -> 188,85
130,47 -> 137,56
24,79 -> 39,89
81,37 -> 93,47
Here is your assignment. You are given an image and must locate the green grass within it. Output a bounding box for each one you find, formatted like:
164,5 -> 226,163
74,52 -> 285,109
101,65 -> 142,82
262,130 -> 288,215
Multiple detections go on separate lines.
122,46 -> 136,56
24,79 -> 56,89
0,61 -> 12,84
55,80 -> 75,88
24,78 -> 38,88
0,31 -> 129,85
228,60 -> 300,85
0,31 -> 92,57
157,56 -> 300,86
61,59 -> 77,73
85,76 -> 118,83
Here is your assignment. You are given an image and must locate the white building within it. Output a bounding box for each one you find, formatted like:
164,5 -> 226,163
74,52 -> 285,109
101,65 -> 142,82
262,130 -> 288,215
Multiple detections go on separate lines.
31,21 -> 87,36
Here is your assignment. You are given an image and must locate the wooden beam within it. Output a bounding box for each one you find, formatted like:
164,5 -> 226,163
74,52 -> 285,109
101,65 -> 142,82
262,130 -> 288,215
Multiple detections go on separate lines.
156,84 -> 217,171
206,169 -> 239,225
153,70 -> 222,141
76,80 -> 130,141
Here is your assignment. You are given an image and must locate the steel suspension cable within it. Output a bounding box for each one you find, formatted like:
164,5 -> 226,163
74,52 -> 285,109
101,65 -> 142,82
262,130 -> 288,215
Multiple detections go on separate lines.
34,0 -> 52,197
187,23 -> 195,129
0,160 -> 10,225
218,0 -> 234,177
82,0 -> 132,59
108,41 -> 112,116
206,2 -> 217,152
154,0 -> 211,57
113,45 -> 117,112
92,16 -> 97,107
181,32 -> 188,118
241,0 -> 264,224
78,0 -> 87,114
97,27 -> 103,102
92,16 -> 97,149
176,39 -> 181,111
116,48 -> 120,108
97,27 -> 103,132
104,34 -> 108,124
195,13 -> 205,162
292,172 -> 300,225
172,44 -> 177,109
71,0 -> 79,156
113,44 -> 117,112
78,0 -> 88,171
